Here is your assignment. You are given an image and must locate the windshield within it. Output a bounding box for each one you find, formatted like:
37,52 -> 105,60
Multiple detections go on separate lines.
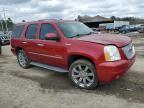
58,22 -> 94,38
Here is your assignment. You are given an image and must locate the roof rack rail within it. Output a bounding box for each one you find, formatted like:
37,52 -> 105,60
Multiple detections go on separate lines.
16,19 -> 65,24
38,19 -> 59,21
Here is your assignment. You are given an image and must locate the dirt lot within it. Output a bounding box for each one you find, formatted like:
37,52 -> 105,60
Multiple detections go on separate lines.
0,38 -> 144,108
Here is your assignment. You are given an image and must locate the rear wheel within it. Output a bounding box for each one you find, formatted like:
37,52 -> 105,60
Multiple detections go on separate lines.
69,59 -> 98,89
17,50 -> 31,68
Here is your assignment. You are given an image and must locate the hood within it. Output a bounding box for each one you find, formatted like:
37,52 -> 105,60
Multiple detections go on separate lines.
76,33 -> 131,47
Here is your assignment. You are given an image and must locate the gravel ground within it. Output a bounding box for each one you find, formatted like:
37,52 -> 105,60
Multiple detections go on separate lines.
0,39 -> 144,108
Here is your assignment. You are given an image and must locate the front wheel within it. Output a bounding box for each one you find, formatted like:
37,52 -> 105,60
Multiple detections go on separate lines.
17,50 -> 31,69
69,59 -> 98,89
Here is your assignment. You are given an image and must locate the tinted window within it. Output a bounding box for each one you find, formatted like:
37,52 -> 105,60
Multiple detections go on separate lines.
12,25 -> 24,38
40,23 -> 57,40
26,24 -> 38,39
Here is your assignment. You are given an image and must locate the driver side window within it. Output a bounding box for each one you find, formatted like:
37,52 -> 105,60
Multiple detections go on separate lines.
40,23 -> 57,40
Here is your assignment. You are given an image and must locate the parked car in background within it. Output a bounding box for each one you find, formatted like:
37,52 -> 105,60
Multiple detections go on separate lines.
0,31 -> 10,45
91,27 -> 100,34
119,25 -> 129,33
138,28 -> 144,33
115,25 -> 126,31
95,26 -> 107,33
119,25 -> 137,33
130,25 -> 138,31
91,27 -> 97,31
106,23 -> 114,31
137,25 -> 144,33
135,24 -> 144,29
7,31 -> 12,38
11,20 -> 135,89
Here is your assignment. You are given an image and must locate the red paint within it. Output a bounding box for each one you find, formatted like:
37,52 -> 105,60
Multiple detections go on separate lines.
76,33 -> 131,47
11,20 -> 135,83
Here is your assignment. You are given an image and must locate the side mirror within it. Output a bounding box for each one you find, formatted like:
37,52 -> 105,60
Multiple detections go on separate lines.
45,33 -> 60,41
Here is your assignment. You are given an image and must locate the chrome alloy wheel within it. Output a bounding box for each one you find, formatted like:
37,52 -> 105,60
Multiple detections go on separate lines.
72,64 -> 95,88
18,52 -> 27,67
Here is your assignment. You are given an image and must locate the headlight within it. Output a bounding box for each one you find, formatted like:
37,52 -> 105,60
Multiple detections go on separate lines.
104,45 -> 121,61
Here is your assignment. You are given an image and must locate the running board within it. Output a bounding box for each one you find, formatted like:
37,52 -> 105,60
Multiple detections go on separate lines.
30,62 -> 68,73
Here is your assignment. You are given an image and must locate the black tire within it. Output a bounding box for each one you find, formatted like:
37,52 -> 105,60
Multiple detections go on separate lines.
17,50 -> 31,69
69,59 -> 98,89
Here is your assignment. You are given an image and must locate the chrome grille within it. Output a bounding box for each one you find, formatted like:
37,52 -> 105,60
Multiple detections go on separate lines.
122,43 -> 135,59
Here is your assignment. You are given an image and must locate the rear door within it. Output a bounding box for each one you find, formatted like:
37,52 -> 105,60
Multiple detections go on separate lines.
11,25 -> 25,54
23,24 -> 40,61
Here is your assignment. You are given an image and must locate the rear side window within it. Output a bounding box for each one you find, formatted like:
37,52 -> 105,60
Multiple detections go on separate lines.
26,24 -> 38,39
40,23 -> 57,40
12,25 -> 24,38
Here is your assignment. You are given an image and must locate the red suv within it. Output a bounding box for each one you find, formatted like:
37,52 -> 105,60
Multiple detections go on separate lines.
11,19 -> 135,89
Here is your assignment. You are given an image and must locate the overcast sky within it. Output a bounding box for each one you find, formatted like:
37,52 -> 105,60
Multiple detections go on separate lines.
0,0 -> 143,23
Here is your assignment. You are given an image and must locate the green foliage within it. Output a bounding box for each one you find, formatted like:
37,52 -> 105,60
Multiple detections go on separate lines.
0,17 -> 14,31
110,16 -> 144,24
77,15 -> 83,22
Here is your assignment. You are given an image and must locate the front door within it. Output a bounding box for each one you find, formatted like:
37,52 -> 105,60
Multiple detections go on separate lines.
35,23 -> 67,68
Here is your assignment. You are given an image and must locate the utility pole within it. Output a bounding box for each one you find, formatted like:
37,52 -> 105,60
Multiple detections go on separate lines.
3,8 -> 8,33
0,8 -> 8,33
0,14 -> 4,33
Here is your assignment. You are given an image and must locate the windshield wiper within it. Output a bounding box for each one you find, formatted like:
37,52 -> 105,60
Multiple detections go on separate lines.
79,32 -> 95,36
69,32 -> 95,38
69,34 -> 85,38
84,32 -> 95,35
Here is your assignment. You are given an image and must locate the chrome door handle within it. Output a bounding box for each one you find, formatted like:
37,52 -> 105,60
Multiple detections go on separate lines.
37,43 -> 44,47
22,41 -> 27,44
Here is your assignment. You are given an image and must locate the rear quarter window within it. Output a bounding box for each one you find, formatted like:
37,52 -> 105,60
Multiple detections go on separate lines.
12,25 -> 25,38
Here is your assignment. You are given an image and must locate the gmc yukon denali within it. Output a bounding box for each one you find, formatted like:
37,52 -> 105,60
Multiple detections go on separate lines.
11,19 -> 135,89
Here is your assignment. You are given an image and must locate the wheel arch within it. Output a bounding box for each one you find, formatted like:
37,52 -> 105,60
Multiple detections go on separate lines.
68,54 -> 96,69
15,47 -> 24,54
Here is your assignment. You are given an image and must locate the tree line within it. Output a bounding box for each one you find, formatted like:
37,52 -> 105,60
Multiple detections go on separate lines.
0,18 -> 14,31
1,16 -> 144,32
109,16 -> 144,24
77,15 -> 144,24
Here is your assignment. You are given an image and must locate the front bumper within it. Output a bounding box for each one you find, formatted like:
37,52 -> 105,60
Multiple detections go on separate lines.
1,39 -> 10,45
96,56 -> 135,82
